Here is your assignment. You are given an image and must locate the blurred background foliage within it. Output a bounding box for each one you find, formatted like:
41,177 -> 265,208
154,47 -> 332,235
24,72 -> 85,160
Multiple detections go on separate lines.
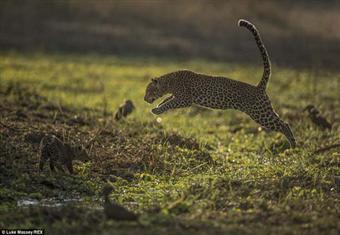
1,0 -> 340,70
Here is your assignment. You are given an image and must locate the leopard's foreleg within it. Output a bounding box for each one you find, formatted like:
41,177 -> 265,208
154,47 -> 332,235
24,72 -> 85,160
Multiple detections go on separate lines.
152,96 -> 191,115
157,95 -> 174,107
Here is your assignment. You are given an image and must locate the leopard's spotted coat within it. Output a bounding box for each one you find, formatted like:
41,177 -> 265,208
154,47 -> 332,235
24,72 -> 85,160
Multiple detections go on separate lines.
144,19 -> 296,147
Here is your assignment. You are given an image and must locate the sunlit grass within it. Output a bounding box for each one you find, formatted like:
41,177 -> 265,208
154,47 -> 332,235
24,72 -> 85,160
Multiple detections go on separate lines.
0,52 -> 339,234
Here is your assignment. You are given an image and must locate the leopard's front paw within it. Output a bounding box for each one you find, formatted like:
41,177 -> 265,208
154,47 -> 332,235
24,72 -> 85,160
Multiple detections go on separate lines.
151,108 -> 162,115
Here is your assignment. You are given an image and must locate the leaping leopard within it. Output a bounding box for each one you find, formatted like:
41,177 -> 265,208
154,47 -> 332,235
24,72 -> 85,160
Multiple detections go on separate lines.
144,19 -> 296,147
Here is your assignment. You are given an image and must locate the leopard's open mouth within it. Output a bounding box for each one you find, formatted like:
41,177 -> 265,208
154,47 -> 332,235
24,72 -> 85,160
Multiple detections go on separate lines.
144,96 -> 156,104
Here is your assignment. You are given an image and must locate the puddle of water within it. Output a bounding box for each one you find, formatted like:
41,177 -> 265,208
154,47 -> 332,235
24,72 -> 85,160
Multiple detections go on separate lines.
17,197 -> 137,211
17,198 -> 40,207
17,197 -> 96,208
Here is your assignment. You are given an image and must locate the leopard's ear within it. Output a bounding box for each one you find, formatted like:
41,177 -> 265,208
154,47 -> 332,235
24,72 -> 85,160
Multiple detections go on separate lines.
151,78 -> 158,83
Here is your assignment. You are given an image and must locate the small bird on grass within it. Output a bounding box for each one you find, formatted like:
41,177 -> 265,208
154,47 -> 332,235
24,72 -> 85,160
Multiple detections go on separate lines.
114,100 -> 135,121
303,105 -> 332,130
102,184 -> 138,221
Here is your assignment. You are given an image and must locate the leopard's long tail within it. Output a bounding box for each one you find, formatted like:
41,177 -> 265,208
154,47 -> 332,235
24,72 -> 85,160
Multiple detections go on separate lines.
238,19 -> 271,92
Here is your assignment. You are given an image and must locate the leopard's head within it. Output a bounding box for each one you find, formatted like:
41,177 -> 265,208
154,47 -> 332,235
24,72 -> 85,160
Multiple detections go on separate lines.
144,78 -> 163,104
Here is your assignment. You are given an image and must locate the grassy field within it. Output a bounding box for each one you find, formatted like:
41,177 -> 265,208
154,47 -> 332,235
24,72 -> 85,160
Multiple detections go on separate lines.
0,52 -> 339,234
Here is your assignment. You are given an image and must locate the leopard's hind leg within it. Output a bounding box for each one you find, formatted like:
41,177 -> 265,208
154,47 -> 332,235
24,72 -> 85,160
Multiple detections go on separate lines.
269,117 -> 296,148
250,106 -> 296,147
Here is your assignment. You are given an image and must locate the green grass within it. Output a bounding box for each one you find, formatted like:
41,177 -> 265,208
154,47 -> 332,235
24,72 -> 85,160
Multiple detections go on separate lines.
0,52 -> 339,235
